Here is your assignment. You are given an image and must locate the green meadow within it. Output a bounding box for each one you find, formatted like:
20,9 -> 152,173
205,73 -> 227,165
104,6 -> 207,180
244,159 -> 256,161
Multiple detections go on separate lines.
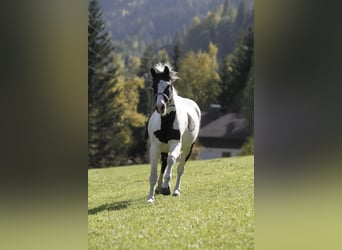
88,156 -> 254,249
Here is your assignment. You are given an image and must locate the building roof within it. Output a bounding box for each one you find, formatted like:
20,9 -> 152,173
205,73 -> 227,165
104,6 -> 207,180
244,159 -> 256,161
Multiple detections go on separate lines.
199,113 -> 249,139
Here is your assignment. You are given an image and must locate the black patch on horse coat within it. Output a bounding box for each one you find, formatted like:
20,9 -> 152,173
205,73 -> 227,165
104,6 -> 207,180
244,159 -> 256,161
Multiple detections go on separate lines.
154,111 -> 180,143
160,152 -> 168,173
151,71 -> 171,97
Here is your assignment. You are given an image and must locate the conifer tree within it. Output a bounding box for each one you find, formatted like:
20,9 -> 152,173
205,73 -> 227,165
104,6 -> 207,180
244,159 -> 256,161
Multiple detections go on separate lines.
88,0 -> 125,167
240,64 -> 254,135
172,42 -> 181,72
222,0 -> 231,17
137,45 -> 154,115
129,46 -> 154,162
219,27 -> 253,113
235,0 -> 247,31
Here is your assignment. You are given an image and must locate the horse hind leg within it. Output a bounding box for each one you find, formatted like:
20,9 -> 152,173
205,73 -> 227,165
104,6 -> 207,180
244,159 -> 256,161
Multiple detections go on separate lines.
173,161 -> 184,196
173,143 -> 194,196
155,152 -> 168,194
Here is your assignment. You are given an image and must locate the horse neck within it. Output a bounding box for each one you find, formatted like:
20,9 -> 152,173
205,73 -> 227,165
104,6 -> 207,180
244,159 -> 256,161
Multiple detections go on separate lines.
166,88 -> 178,113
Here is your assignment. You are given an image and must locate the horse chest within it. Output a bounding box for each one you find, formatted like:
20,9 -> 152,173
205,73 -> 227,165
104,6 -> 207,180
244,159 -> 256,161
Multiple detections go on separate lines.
153,111 -> 180,143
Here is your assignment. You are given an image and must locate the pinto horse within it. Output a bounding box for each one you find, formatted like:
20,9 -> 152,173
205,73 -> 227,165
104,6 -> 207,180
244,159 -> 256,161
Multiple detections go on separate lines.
147,63 -> 201,203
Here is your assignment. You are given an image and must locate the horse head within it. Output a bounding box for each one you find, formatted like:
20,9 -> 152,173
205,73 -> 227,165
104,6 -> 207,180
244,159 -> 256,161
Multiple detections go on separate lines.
150,64 -> 174,116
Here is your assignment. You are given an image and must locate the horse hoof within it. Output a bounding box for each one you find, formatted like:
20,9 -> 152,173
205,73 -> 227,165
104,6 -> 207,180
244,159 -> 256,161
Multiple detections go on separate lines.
147,197 -> 154,203
155,188 -> 161,195
160,186 -> 171,195
172,190 -> 180,196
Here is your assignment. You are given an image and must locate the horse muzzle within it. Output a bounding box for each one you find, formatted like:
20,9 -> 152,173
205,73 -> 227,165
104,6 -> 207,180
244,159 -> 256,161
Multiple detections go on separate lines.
155,102 -> 166,115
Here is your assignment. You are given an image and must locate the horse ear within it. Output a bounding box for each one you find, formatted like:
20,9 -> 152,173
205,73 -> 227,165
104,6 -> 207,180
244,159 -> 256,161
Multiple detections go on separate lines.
150,68 -> 156,78
163,66 -> 170,76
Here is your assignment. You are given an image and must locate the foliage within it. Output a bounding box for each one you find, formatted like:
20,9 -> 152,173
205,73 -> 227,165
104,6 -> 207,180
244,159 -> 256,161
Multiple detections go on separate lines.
125,55 -> 141,77
177,43 -> 221,110
114,75 -> 148,147
172,41 -> 182,72
101,0 -> 237,39
127,46 -> 155,162
241,64 -> 254,135
156,49 -> 170,64
101,0 -> 254,62
88,0 -> 126,167
115,74 -> 148,162
182,10 -> 221,56
89,0 -> 147,167
182,0 -> 253,61
238,137 -> 254,156
88,156 -> 254,249
219,27 -> 254,113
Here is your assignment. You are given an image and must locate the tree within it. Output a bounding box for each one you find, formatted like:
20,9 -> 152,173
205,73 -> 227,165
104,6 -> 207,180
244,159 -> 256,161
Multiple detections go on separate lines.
240,64 -> 254,135
180,1 -> 252,61
182,16 -> 204,52
128,45 -> 155,162
172,41 -> 182,72
114,75 -> 148,160
217,0 -> 237,61
88,0 -> 126,167
219,27 -> 253,113
137,45 -> 154,115
217,16 -> 235,61
126,56 -> 141,77
235,0 -> 247,31
177,43 -> 221,111
156,49 -> 170,64
222,0 -> 230,17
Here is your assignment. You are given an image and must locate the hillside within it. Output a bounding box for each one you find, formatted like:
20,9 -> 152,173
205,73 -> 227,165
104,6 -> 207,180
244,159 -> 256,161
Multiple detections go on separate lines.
100,0 -> 244,39
88,156 -> 254,249
99,0 -> 254,58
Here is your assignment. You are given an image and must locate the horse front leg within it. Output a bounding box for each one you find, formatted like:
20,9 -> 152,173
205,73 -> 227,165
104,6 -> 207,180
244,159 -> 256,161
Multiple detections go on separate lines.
155,152 -> 168,194
147,144 -> 160,203
161,141 -> 181,195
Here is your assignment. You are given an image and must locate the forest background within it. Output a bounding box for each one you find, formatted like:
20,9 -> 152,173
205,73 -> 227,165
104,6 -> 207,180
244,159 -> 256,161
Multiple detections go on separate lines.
88,0 -> 254,167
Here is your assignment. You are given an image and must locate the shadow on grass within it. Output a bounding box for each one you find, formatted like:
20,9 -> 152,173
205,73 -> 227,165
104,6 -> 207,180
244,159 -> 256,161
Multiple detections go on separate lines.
88,198 -> 144,215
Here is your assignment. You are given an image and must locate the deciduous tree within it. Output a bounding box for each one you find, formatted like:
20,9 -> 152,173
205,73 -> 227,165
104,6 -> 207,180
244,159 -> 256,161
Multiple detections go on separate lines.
177,43 -> 221,110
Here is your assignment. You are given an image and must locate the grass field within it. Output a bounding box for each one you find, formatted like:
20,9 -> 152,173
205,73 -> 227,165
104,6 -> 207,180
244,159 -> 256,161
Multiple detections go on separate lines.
88,156 -> 254,249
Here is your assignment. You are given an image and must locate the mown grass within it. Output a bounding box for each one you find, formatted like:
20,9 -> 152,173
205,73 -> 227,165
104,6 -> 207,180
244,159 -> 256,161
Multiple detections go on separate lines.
88,156 -> 254,249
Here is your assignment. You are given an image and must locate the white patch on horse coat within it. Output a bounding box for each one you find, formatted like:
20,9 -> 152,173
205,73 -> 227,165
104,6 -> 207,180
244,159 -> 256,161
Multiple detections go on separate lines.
155,80 -> 170,115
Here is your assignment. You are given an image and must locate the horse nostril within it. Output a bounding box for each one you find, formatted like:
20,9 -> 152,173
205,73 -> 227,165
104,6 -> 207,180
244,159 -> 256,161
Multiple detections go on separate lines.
161,104 -> 165,112
155,103 -> 166,114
